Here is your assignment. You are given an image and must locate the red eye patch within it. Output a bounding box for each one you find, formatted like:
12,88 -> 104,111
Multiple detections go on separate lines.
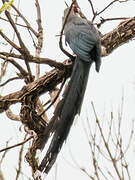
73,5 -> 78,13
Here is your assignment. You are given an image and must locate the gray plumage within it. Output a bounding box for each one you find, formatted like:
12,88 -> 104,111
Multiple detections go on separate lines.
63,7 -> 101,71
38,6 -> 101,174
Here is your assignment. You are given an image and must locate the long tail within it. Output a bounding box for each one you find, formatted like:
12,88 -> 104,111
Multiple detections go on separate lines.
38,57 -> 91,173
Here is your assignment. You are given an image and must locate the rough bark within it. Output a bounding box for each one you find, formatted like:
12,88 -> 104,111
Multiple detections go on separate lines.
0,16 -> 135,175
0,17 -> 135,113
0,64 -> 72,113
101,17 -> 135,55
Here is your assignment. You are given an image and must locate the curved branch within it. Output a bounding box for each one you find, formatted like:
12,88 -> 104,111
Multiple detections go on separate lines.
97,17 -> 129,28
0,52 -> 65,69
35,0 -> 43,79
39,77 -> 66,116
97,0 -> 118,16
12,4 -> 38,37
0,30 -> 20,51
88,0 -> 95,16
4,10 -> 33,81
0,64 -> 72,113
6,108 -> 20,121
0,136 -> 33,153
59,1 -> 75,60
0,17 -> 135,113
1,17 -> 135,63
0,76 -> 20,87
101,17 -> 135,55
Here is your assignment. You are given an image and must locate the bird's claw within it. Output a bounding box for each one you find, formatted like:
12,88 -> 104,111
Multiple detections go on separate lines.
24,125 -> 37,139
34,170 -> 47,180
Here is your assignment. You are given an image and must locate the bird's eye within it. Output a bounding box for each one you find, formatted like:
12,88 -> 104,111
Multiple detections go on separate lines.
73,6 -> 78,13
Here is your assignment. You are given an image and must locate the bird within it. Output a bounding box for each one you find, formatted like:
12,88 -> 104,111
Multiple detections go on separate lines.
38,4 -> 101,174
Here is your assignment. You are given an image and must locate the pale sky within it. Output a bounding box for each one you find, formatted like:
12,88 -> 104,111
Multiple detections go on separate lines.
0,0 -> 135,179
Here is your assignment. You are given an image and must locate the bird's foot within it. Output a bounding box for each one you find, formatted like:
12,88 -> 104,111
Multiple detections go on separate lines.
34,170 -> 47,180
24,125 -> 37,139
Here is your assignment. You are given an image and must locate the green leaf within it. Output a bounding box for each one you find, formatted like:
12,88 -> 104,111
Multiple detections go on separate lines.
0,0 -> 14,14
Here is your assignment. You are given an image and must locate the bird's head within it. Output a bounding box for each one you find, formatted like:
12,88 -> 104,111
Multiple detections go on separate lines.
72,4 -> 80,14
62,4 -> 80,25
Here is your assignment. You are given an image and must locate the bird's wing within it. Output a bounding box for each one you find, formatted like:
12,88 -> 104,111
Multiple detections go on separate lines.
65,22 -> 98,62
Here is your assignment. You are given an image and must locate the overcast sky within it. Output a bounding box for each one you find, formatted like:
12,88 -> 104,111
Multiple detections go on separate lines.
0,0 -> 135,179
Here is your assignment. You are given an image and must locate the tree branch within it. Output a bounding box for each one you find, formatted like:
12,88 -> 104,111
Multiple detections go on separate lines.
0,76 -> 20,87
6,108 -> 20,121
0,56 -> 28,76
97,17 -> 129,28
4,10 -> 33,81
101,17 -> 135,56
0,52 -> 65,69
0,136 -> 33,153
15,134 -> 27,180
0,64 -> 72,112
0,16 -> 135,112
59,1 -> 75,60
97,0 -> 119,16
35,0 -> 43,79
88,0 -> 95,16
12,4 -> 38,37
0,30 -> 20,51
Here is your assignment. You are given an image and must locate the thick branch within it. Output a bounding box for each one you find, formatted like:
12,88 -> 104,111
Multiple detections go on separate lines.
101,17 -> 135,55
0,17 -> 135,113
1,17 -> 135,61
0,65 -> 72,112
6,108 -> 20,121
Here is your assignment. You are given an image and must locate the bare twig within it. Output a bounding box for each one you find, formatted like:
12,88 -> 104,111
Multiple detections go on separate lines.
0,136 -> 33,153
4,10 -> 33,81
33,0 -> 49,123
18,56 -> 66,69
0,76 -> 20,87
65,1 -> 69,7
81,168 -> 95,180
6,108 -> 20,121
97,0 -> 119,16
97,17 -> 129,28
1,0 -> 33,82
0,140 -> 11,180
4,10 -> 29,53
0,61 -> 8,82
0,140 -> 11,164
0,30 -> 20,51
88,0 -> 95,16
91,102 -> 122,180
66,138 -> 94,180
89,0 -> 128,22
0,52 -> 65,69
59,1 -> 75,60
0,16 -> 30,28
0,55 -> 28,77
123,120 -> 134,155
15,134 -> 27,180
49,88 -> 60,109
35,0 -> 43,79
10,0 -> 21,54
39,77 -> 66,116
12,5 -> 38,37
97,167 -> 109,180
